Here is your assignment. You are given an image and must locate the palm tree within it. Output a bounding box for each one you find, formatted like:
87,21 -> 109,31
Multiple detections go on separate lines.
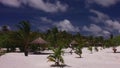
16,21 -> 31,56
110,34 -> 117,53
47,46 -> 64,66
51,27 -> 58,48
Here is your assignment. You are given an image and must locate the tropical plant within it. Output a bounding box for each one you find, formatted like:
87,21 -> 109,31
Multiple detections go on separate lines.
94,46 -> 98,52
110,35 -> 120,53
51,27 -> 58,48
0,25 -> 11,52
88,46 -> 93,54
75,45 -> 83,58
109,34 -> 118,53
47,46 -> 64,66
113,36 -> 120,45
0,32 -> 15,52
16,21 -> 31,56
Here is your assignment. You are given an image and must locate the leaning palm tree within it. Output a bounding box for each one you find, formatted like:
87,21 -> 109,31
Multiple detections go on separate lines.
47,46 -> 64,66
16,21 -> 31,56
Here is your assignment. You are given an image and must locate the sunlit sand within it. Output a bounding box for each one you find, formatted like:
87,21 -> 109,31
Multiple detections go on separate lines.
0,47 -> 120,68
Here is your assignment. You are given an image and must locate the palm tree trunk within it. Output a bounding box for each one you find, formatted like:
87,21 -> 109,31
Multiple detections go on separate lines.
24,40 -> 29,56
24,45 -> 28,56
56,60 -> 60,66
113,48 -> 117,53
79,54 -> 82,58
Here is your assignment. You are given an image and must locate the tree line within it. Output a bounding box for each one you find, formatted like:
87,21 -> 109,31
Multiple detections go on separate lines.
0,21 -> 120,56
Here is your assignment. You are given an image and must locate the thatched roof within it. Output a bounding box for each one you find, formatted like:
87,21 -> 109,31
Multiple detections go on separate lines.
70,40 -> 78,45
30,37 -> 47,44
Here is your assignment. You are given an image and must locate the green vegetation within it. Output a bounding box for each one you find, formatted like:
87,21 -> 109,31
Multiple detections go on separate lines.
0,20 -> 120,57
47,46 -> 64,66
1,20 -> 120,68
75,44 -> 83,58
16,21 -> 32,56
94,46 -> 98,52
88,46 -> 93,54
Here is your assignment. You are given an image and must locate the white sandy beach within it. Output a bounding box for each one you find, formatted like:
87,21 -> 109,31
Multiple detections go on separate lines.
0,47 -> 120,68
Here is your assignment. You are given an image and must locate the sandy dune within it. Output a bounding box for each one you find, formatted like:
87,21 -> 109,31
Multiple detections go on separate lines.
0,47 -> 120,68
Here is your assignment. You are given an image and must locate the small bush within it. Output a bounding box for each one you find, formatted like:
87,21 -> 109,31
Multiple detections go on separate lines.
75,45 -> 83,58
88,46 -> 93,54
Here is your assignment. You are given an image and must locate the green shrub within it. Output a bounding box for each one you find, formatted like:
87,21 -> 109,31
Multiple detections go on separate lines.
88,46 -> 93,54
75,45 -> 83,58
47,46 -> 64,66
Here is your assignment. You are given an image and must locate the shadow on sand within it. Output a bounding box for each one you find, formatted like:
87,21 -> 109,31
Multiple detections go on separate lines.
29,52 -> 53,55
50,64 -> 71,68
75,57 -> 84,58
107,51 -> 120,53
114,52 -> 120,53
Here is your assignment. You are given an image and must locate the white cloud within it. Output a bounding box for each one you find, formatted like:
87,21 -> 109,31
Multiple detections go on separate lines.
0,0 -> 22,7
101,30 -> 110,37
83,24 -> 102,33
82,24 -> 111,36
38,26 -> 50,32
102,30 -> 110,35
0,0 -> 68,13
55,19 -> 80,32
90,9 -> 109,23
40,17 -> 52,23
88,9 -> 120,36
27,0 -> 68,13
86,0 -> 120,7
32,18 -> 80,32
105,20 -> 120,31
90,9 -> 120,31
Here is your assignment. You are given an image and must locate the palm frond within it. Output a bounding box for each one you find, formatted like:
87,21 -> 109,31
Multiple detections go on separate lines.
47,55 -> 56,62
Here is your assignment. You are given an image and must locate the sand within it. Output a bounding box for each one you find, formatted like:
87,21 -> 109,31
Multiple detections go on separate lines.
0,47 -> 120,68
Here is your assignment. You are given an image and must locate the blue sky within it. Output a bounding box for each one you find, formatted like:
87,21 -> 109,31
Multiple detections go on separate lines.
0,0 -> 120,37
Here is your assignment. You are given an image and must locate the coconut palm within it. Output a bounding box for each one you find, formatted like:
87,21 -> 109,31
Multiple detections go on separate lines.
16,21 -> 31,56
47,46 -> 64,66
51,27 -> 58,48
